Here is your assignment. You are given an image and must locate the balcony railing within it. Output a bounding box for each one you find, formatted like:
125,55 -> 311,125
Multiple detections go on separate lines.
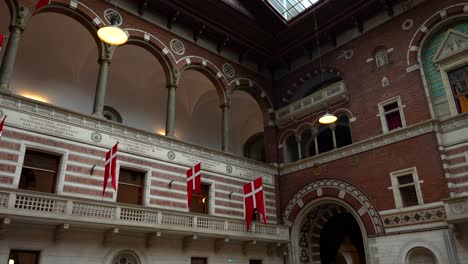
276,81 -> 348,126
0,189 -> 289,242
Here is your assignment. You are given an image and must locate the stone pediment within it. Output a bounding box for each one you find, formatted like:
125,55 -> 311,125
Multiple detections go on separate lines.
434,29 -> 468,63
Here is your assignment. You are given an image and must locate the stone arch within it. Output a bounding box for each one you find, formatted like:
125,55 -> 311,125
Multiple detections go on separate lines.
285,66 -> 343,100
290,199 -> 370,264
296,122 -> 314,136
401,243 -> 442,264
284,178 -> 384,236
279,129 -> 297,145
4,0 -> 18,24
231,80 -> 274,127
117,36 -> 175,86
33,1 -> 105,57
177,63 -> 228,107
407,3 -> 468,68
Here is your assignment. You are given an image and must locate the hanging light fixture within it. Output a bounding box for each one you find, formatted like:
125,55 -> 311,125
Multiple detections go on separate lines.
319,111 -> 337,124
98,7 -> 128,46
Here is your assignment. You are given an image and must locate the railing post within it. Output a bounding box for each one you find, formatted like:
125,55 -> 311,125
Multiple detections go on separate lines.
115,206 -> 121,220
7,193 -> 16,209
66,200 -> 73,216
224,220 -> 229,231
193,216 -> 198,229
157,211 -> 163,225
252,223 -> 256,233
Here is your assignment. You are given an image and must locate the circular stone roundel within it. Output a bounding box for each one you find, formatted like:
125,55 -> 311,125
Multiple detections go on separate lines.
222,63 -> 235,78
402,19 -> 414,31
104,9 -> 123,26
170,39 -> 185,55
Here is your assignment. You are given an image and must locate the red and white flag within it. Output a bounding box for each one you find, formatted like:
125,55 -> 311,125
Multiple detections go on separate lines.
0,116 -> 6,138
102,143 -> 118,196
186,162 -> 201,209
243,177 -> 267,231
0,34 -> 5,52
33,0 -> 50,15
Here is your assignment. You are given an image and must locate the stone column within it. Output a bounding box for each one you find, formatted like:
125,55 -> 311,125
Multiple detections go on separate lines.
92,57 -> 111,117
330,124 -> 337,149
165,84 -> 177,137
0,24 -> 25,93
221,103 -> 231,152
312,128 -> 319,155
296,136 -> 302,160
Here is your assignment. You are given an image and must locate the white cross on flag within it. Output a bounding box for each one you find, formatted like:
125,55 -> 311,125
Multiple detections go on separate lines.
0,115 -> 6,138
186,162 -> 202,209
243,177 -> 267,231
102,143 -> 118,196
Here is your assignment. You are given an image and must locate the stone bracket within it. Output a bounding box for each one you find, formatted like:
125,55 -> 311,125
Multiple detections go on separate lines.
146,231 -> 162,248
103,227 -> 119,246
0,218 -> 10,239
242,240 -> 256,255
214,237 -> 230,253
54,223 -> 69,243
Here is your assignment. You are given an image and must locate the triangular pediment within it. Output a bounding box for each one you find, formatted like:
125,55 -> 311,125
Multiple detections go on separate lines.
434,29 -> 468,63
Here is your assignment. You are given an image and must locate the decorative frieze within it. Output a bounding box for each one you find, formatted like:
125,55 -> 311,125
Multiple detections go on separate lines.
381,207 -> 446,228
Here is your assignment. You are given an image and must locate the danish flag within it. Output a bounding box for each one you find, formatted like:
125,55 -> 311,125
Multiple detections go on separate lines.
0,116 -> 6,138
186,162 -> 202,209
102,143 -> 118,196
243,177 -> 267,231
33,0 -> 50,15
0,35 -> 5,52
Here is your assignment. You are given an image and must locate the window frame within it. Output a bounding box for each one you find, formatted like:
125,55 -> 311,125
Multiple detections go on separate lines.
8,249 -> 41,264
17,143 -> 67,194
377,96 -> 407,133
189,182 -> 214,215
389,167 -> 424,209
115,162 -> 151,206
375,49 -> 389,68
438,56 -> 468,116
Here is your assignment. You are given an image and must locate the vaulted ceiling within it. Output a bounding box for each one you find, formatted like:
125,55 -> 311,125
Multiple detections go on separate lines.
142,0 -> 402,70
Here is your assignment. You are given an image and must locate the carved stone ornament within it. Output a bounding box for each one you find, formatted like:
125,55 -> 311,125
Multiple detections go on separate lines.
170,39 -> 185,55
222,63 -> 235,78
167,150 -> 176,160
226,165 -> 233,173
344,50 -> 354,59
433,29 -> 468,63
312,163 -> 321,176
452,202 -> 465,215
91,132 -> 102,143
402,19 -> 414,31
104,9 -> 123,26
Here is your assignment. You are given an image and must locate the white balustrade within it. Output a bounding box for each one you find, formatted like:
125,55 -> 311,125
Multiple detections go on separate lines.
0,189 -> 289,241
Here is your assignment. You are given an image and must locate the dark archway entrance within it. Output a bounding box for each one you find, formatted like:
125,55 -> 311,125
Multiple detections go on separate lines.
320,213 -> 366,264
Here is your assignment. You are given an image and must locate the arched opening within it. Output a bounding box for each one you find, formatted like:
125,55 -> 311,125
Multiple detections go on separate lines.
284,134 -> 299,164
317,124 -> 334,153
294,203 -> 367,264
12,12 -> 99,114
243,133 -> 265,162
231,90 -> 264,158
320,213 -> 365,264
406,247 -> 437,264
300,128 -> 314,159
335,115 -> 352,148
105,44 -> 167,133
176,69 -> 222,150
290,72 -> 342,103
0,0 -> 11,63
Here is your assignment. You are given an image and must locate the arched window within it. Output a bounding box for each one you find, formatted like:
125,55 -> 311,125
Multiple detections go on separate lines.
284,134 -> 299,164
111,251 -> 140,264
300,129 -> 315,159
375,49 -> 388,68
103,105 -> 123,123
317,125 -> 334,154
244,133 -> 265,162
406,247 -> 437,264
335,115 -> 352,148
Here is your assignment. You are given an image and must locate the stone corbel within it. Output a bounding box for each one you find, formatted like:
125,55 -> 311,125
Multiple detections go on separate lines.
146,231 -> 162,248
267,242 -> 282,257
214,237 -> 230,253
103,227 -> 119,246
242,240 -> 256,255
0,217 -> 11,239
54,223 -> 69,243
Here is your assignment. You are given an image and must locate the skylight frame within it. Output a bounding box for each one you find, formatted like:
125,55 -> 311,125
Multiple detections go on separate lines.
266,0 -> 321,21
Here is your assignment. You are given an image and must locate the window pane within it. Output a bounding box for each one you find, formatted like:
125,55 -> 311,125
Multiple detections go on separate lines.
119,169 -> 144,186
448,65 -> 468,113
117,184 -> 142,205
23,150 -> 60,171
397,174 -> 414,185
19,150 -> 60,193
385,111 -> 402,131
400,185 -> 419,207
383,102 -> 398,112
267,0 -> 320,21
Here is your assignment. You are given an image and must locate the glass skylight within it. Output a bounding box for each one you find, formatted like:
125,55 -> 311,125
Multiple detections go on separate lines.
267,0 -> 320,21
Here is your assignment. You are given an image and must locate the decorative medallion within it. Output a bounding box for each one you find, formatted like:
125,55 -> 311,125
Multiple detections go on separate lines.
222,63 -> 235,78
91,132 -> 102,143
170,39 -> 185,55
350,155 -> 360,166
104,9 -> 123,26
344,50 -> 354,59
167,151 -> 176,160
402,19 -> 414,31
226,165 -> 233,174
312,163 -> 321,176
452,203 -> 465,214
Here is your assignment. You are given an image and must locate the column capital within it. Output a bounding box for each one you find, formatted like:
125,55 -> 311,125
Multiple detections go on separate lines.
329,123 -> 336,130
98,57 -> 112,64
166,83 -> 178,90
220,103 -> 231,109
9,23 -> 25,33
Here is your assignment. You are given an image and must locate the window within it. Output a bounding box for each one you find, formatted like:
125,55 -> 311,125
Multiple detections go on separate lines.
300,129 -> 314,159
406,247 -> 437,264
390,167 -> 424,208
103,105 -> 123,123
111,251 -> 140,264
447,65 -> 468,113
375,49 -> 388,68
19,149 -> 61,193
378,97 -> 406,133
190,184 -> 209,214
317,125 -> 334,153
250,260 -> 263,264
244,133 -> 266,162
117,168 -> 145,205
335,115 -> 352,148
266,0 -> 321,21
284,134 -> 299,164
191,257 -> 207,264
9,250 -> 40,264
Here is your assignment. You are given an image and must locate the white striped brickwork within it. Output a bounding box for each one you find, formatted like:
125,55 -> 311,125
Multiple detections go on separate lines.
442,141 -> 468,197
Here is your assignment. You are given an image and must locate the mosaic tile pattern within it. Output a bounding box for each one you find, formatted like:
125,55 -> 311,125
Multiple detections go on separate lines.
382,207 -> 446,228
